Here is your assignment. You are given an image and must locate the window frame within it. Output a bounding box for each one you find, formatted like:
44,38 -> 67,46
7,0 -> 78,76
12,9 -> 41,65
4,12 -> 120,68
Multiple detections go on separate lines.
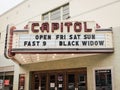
93,67 -> 114,90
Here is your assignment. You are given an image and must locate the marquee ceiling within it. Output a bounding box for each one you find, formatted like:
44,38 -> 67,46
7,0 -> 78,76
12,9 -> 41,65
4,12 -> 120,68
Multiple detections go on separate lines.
13,54 -> 96,64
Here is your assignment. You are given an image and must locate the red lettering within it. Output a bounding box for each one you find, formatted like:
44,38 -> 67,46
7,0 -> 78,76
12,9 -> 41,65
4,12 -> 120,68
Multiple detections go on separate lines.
74,22 -> 82,32
84,22 -> 92,32
40,23 -> 49,32
61,23 -> 63,32
32,23 -> 39,33
65,22 -> 72,32
52,23 -> 59,33
30,21 -> 94,33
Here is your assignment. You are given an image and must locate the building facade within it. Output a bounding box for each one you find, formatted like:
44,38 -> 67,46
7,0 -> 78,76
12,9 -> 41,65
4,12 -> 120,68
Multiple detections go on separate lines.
0,0 -> 120,90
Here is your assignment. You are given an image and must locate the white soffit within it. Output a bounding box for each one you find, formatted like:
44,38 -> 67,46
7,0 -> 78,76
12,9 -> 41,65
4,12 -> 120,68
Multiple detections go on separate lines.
14,54 -> 97,64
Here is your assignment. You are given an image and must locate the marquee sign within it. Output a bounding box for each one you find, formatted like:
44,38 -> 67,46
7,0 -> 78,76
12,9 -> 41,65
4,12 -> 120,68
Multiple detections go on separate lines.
5,21 -> 114,58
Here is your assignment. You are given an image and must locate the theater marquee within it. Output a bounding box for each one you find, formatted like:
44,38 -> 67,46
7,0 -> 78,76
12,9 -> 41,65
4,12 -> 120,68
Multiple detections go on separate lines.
5,21 -> 114,58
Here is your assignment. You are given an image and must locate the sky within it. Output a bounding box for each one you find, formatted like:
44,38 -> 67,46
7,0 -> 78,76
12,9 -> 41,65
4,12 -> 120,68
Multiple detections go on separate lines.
0,0 -> 24,15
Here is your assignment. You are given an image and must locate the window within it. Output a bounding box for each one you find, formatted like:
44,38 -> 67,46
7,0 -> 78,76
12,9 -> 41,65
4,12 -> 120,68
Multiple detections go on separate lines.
43,13 -> 49,20
18,74 -> 25,90
42,4 -> 69,20
34,74 -> 39,89
68,74 -> 75,90
95,69 -> 112,90
0,72 -> 14,90
63,4 -> 69,20
51,8 -> 61,20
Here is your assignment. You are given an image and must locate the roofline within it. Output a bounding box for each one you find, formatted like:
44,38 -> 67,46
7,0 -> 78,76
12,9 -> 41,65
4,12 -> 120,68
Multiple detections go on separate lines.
0,0 -> 29,17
